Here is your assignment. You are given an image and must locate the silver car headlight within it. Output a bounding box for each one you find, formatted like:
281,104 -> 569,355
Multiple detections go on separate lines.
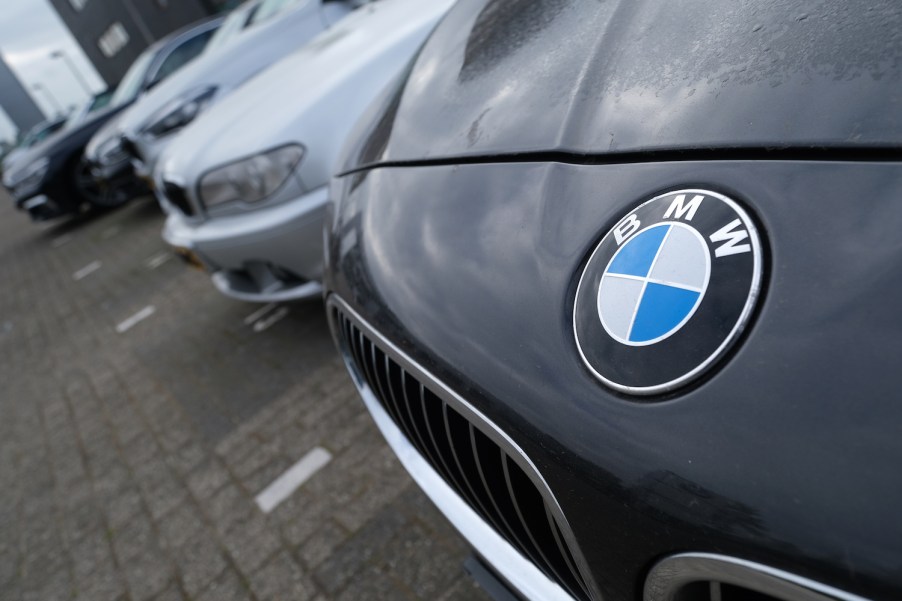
198,144 -> 304,208
12,157 -> 50,194
97,136 -> 126,166
144,87 -> 217,138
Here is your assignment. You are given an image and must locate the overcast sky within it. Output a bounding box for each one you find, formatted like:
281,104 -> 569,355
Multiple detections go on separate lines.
0,0 -> 106,143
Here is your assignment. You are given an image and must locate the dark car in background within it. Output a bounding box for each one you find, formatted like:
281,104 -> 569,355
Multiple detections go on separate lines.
5,16 -> 221,221
83,0 -> 270,208
325,1 -> 902,600
1,117 -> 68,187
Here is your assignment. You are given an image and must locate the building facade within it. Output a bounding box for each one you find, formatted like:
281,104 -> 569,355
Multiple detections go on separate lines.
0,55 -> 46,136
48,0 -> 231,87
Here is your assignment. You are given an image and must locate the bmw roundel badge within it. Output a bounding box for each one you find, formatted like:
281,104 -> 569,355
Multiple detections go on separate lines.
573,189 -> 763,395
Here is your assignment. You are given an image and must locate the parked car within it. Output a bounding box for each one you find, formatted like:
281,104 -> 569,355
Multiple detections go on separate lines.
323,1 -> 902,601
155,0 -> 455,302
84,0 -> 267,206
110,0 -> 358,186
6,17 -> 221,220
1,117 -> 68,189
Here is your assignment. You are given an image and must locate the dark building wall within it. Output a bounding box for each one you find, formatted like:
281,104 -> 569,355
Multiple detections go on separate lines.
48,0 -> 221,87
0,56 -> 46,135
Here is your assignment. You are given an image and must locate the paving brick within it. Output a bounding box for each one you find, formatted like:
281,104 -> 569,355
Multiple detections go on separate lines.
0,195 -> 483,601
382,523 -> 465,600
314,507 -> 408,594
70,529 -> 115,582
121,549 -> 174,601
149,584 -> 186,601
239,456 -> 293,495
103,486 -> 144,529
332,564 -> 410,601
186,459 -> 232,500
196,568 -> 253,601
22,567 -> 73,601
249,552 -> 317,601
75,568 -> 128,601
156,502 -> 206,552
174,531 -> 228,597
296,519 -> 350,571
164,439 -> 208,476
205,484 -> 255,536
222,513 -> 281,576
112,514 -> 157,563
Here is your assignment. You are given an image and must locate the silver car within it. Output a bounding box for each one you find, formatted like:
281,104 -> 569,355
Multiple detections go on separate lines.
109,0 -> 357,181
156,0 -> 456,302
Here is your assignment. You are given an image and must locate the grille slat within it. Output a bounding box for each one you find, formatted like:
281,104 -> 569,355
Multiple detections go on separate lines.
504,454 -> 587,599
387,361 -> 433,463
334,309 -> 592,601
546,504 -> 586,596
421,384 -> 481,507
400,369 -> 448,475
370,344 -> 405,432
443,407 -> 510,538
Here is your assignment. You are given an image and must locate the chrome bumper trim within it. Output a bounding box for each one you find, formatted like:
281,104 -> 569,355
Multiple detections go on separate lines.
645,553 -> 870,601
211,272 -> 322,303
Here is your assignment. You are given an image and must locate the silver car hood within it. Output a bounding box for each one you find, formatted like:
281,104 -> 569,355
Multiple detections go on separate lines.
117,0 -> 329,136
158,0 -> 455,196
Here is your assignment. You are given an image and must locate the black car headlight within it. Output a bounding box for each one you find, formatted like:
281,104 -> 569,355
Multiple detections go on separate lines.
144,87 -> 217,138
198,144 -> 304,208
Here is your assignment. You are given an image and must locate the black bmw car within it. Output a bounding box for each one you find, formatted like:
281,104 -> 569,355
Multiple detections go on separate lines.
324,1 -> 902,600
5,17 -> 220,221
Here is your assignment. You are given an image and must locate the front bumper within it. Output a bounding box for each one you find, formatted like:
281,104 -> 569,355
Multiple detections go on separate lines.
19,195 -> 65,221
325,160 -> 902,601
162,185 -> 328,302
328,296 -> 587,601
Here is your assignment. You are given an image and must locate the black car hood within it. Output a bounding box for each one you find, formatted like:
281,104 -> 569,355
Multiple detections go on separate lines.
349,0 -> 902,168
6,102 -> 131,182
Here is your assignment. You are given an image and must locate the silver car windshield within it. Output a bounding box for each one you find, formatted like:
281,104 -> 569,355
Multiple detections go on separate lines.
251,0 -> 303,24
109,48 -> 156,107
205,3 -> 259,53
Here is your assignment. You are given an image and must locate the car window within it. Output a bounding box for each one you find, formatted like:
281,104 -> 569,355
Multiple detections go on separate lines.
86,90 -> 113,113
250,0 -> 302,25
108,48 -> 157,107
151,31 -> 214,84
21,121 -> 65,148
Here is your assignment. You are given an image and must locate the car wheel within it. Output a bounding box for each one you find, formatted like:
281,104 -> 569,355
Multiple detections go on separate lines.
73,159 -> 130,209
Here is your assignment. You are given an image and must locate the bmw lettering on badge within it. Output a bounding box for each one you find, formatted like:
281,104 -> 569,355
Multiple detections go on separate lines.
574,189 -> 763,395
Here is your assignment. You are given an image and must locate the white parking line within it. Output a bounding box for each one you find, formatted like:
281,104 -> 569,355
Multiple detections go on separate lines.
253,306 -> 289,333
255,447 -> 332,513
145,251 -> 172,270
116,305 -> 156,334
244,302 -> 277,326
52,234 -> 73,248
72,260 -> 102,281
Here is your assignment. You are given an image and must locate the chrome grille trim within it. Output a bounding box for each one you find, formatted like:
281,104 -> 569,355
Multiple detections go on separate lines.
645,553 -> 871,601
327,295 -> 601,601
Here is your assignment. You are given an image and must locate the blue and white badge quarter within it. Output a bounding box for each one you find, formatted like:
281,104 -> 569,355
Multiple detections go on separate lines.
573,189 -> 763,395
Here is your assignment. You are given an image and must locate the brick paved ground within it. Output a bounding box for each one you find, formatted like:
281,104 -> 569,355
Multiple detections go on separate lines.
0,192 -> 491,601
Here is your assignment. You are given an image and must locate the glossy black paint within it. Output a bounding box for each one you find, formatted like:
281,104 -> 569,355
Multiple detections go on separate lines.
327,160 -> 902,600
7,104 -> 131,217
342,0 -> 902,171
326,0 -> 902,599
